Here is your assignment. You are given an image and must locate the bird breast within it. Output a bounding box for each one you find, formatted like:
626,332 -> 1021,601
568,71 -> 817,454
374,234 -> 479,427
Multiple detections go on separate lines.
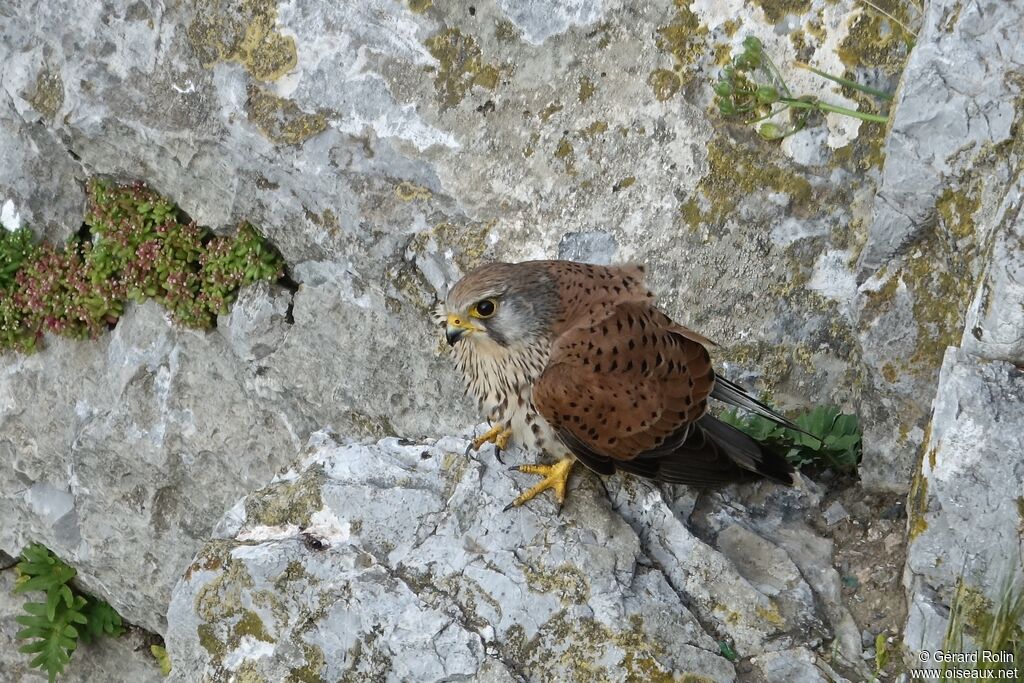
453,339 -> 566,456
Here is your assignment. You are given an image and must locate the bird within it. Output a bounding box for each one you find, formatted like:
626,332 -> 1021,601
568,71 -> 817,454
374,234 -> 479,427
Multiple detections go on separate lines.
437,260 -> 805,510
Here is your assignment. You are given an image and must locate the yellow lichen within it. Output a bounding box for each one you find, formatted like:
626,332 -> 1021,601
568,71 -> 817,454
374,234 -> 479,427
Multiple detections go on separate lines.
232,609 -> 273,643
579,120 -> 609,140
755,601 -> 786,627
245,86 -> 328,145
188,0 -> 297,81
647,69 -> 681,102
395,181 -> 432,201
648,0 -> 708,100
424,28 -> 500,109
578,75 -> 597,103
243,474 -> 324,528
27,67 -> 64,119
907,461 -> 929,541
407,0 -> 432,13
523,564 -> 590,605
554,137 -> 576,174
882,363 -> 898,383
540,101 -> 564,121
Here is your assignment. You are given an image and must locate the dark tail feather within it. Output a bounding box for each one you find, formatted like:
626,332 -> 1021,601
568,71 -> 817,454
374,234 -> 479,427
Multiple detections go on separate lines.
699,415 -> 796,486
711,376 -> 821,444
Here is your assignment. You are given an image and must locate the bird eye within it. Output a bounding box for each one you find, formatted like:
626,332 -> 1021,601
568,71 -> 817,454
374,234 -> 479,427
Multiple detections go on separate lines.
471,299 -> 497,318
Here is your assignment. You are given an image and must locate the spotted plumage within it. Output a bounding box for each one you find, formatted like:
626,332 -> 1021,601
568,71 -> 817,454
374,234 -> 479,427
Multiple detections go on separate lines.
439,260 -> 797,504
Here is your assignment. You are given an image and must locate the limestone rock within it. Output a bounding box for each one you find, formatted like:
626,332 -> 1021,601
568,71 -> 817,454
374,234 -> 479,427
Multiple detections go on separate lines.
166,431 -> 866,681
855,0 -> 1024,491
903,347 -> 1024,654
961,175 -> 1024,365
0,301 -> 299,634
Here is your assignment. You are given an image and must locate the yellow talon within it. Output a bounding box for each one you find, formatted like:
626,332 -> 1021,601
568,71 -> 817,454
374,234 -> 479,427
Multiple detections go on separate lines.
505,458 -> 575,510
472,424 -> 513,451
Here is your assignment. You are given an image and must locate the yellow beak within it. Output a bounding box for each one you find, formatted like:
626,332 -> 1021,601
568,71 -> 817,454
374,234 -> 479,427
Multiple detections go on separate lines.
446,313 -> 481,346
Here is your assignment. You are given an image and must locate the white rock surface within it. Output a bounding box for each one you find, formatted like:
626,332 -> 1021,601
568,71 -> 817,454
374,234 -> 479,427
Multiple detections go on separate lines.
166,431 -> 866,681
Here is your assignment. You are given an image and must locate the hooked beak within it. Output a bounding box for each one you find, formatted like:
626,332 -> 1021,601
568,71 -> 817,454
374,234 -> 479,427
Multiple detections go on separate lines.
446,313 -> 481,346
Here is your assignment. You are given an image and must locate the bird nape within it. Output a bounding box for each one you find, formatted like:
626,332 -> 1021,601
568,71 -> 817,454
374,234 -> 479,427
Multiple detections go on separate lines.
439,259 -> 802,511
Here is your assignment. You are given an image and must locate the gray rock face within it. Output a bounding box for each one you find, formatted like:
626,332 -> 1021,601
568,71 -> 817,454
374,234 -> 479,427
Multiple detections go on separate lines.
0,301 -> 300,634
166,431 -> 868,681
855,0 -> 1024,491
961,175 -> 1024,365
856,0 -> 1023,277
903,348 -> 1024,654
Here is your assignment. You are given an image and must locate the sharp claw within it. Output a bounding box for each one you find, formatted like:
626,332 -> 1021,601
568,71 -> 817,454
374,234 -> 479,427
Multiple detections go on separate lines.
507,466 -> 521,472
502,502 -> 515,512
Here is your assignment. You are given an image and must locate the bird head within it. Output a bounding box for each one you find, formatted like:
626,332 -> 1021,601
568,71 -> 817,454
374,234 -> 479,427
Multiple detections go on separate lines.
437,262 -> 558,349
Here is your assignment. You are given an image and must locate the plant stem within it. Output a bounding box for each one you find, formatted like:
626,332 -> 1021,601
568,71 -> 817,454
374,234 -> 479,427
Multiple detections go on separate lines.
780,97 -> 888,123
794,62 -> 894,101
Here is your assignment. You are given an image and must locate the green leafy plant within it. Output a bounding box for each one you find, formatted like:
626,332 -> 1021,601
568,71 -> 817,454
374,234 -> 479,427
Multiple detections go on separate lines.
714,36 -> 890,141
0,180 -> 286,354
12,543 -> 125,682
720,404 -> 862,472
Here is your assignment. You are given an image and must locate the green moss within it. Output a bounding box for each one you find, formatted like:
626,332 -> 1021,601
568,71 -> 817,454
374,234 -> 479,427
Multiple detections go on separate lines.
187,0 -> 297,81
27,67 -> 64,119
687,137 -> 813,229
837,8 -> 913,75
243,474 -> 324,528
578,75 -> 597,103
647,0 -> 707,100
523,564 -> 590,605
753,0 -> 813,24
245,86 -> 328,145
936,188 -> 981,240
232,609 -> 273,643
197,623 -> 226,659
424,28 -> 499,109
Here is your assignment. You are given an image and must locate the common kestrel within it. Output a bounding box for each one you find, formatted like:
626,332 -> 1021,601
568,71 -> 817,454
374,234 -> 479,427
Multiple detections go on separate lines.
439,260 -> 801,509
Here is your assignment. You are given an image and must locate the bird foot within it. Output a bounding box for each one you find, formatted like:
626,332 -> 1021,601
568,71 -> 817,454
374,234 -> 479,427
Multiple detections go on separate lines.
504,458 -> 574,511
471,424 -> 513,452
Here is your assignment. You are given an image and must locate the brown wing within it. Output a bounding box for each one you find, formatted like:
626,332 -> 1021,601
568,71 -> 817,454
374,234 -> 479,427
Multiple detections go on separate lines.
533,301 -> 714,461
532,301 -> 794,487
